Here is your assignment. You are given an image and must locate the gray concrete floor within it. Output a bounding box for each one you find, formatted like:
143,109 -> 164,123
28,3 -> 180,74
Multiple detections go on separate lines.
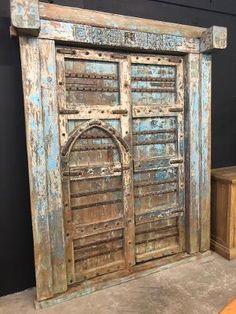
1,252 -> 236,314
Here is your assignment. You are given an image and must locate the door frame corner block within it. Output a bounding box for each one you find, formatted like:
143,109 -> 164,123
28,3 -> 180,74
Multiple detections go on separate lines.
10,0 -> 40,36
200,26 -> 227,53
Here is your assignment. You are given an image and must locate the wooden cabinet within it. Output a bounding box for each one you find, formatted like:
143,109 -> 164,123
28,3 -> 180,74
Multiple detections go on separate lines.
211,167 -> 236,260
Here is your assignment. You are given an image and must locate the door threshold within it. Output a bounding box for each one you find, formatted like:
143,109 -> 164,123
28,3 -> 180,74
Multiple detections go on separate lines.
35,251 -> 211,309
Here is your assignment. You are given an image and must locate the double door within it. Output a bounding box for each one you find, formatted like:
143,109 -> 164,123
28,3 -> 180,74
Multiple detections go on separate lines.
57,48 -> 185,285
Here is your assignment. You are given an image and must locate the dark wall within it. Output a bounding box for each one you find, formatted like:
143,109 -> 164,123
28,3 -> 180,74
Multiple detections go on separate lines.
0,2 -> 35,296
0,0 -> 236,296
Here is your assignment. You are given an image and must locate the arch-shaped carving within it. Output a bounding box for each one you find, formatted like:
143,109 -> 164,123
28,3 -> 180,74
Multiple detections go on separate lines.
61,119 -> 131,281
62,119 -> 130,158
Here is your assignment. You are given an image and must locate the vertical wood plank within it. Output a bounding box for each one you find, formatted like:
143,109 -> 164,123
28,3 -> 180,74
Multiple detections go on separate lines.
199,54 -> 212,251
184,53 -> 200,253
39,39 -> 67,293
56,52 -> 75,284
62,177 -> 75,285
119,57 -> 135,267
19,37 -> 53,300
56,53 -> 68,147
176,60 -> 186,252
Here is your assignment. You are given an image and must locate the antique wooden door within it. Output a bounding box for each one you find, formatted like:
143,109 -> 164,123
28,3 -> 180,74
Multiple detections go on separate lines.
131,55 -> 185,263
57,48 -> 185,285
11,0 -> 226,304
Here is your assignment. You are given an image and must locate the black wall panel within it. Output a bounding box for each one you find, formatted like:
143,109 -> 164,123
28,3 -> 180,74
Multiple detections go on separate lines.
0,15 -> 35,295
0,0 -> 236,296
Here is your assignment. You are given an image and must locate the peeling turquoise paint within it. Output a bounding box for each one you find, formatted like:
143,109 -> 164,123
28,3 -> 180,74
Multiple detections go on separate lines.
29,94 -> 40,106
40,20 -> 200,54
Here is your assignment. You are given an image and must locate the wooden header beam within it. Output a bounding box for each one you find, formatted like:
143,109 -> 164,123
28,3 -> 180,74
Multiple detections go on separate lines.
10,1 -> 227,53
38,2 -> 205,38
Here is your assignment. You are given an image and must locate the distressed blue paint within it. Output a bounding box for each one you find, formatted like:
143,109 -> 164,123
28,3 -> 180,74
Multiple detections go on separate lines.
133,117 -> 177,132
134,168 -> 176,182
48,156 -> 57,171
155,167 -> 177,181
185,53 -> 201,253
104,119 -> 121,131
131,64 -> 176,105
29,93 -> 40,106
39,20 -> 200,54
69,119 -> 121,134
133,117 -> 177,158
11,0 -> 40,30
48,63 -> 54,74
138,132 -> 175,143
85,60 -> 118,75
16,3 -> 24,15
20,37 -> 54,299
39,39 -> 67,294
192,88 -> 200,170
65,59 -> 120,107
68,120 -> 88,133
131,64 -> 176,78
132,92 -> 175,105
134,143 -> 176,158
199,54 -> 211,251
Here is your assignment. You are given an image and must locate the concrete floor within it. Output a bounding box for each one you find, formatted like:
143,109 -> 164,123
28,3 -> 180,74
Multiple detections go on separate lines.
1,252 -> 236,314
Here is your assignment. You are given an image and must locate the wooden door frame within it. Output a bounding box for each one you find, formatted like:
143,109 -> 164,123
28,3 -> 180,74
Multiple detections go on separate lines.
10,0 -> 227,306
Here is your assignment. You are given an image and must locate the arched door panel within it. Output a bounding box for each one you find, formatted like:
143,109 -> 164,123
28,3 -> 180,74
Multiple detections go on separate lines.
62,121 -> 134,284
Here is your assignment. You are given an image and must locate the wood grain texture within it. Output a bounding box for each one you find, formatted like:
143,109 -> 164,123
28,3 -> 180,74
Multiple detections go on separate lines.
119,57 -> 136,267
39,20 -> 200,54
199,54 -> 212,252
184,53 -> 200,253
15,1 -> 227,304
39,2 -> 206,38
39,39 -> 67,294
211,167 -> 236,260
19,37 -> 53,300
10,0 -> 40,34
200,26 -> 227,53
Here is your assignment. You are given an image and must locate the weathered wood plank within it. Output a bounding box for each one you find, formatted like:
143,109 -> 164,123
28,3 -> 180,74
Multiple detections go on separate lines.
39,20 -> 200,54
10,0 -> 40,35
62,177 -> 76,285
56,53 -> 68,149
19,37 -> 53,300
184,53 -> 200,253
199,54 -> 212,252
175,59 -> 186,253
39,2 -> 206,38
39,39 -> 67,294
119,57 -> 136,267
200,26 -> 227,53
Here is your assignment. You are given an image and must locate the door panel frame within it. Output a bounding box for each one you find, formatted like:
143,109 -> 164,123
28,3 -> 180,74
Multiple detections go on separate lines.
12,0 -> 227,306
61,119 -> 135,281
